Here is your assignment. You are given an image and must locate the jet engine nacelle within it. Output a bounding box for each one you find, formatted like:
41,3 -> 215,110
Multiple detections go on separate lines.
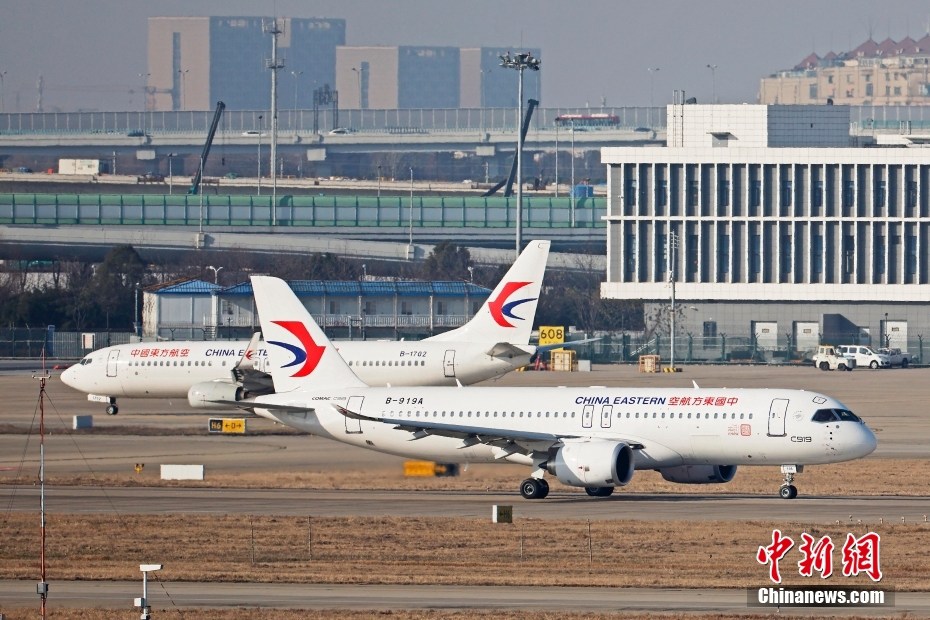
659,464 -> 738,484
187,381 -> 245,409
545,440 -> 635,488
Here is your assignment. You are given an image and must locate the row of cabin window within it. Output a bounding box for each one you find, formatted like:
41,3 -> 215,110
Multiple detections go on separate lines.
390,410 -> 756,420
348,360 -> 426,367
130,360 -> 226,367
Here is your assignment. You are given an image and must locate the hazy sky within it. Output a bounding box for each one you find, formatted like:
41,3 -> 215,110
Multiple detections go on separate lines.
2,0 -> 928,112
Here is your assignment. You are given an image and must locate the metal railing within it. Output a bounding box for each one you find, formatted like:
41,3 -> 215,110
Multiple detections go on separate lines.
0,193 -> 605,229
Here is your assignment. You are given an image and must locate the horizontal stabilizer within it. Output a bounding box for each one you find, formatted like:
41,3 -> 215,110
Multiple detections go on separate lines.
486,342 -> 535,359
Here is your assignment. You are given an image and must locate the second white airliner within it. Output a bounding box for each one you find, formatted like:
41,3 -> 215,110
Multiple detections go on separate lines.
61,241 -> 551,413
241,275 -> 877,501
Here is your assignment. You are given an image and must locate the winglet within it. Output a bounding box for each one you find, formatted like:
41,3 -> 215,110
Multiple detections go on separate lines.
235,331 -> 263,372
427,239 -> 550,345
250,276 -> 366,392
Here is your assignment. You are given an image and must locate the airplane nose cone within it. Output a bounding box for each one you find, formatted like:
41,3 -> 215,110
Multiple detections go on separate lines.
60,365 -> 79,389
857,424 -> 878,458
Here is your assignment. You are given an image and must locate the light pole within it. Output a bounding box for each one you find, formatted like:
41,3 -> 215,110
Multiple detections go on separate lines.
647,67 -> 660,107
499,51 -> 541,258
570,119 -> 575,227
138,72 -> 150,133
291,70 -> 302,131
178,68 -> 189,109
408,167 -> 414,254
352,67 -> 362,109
167,152 -> 177,194
206,265 -> 223,284
706,64 -> 718,103
377,164 -> 382,198
0,70 -> 6,113
257,114 -> 263,195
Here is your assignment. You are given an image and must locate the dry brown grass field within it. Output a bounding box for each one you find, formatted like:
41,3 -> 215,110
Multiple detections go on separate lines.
2,513 -> 928,590
2,456 -> 928,497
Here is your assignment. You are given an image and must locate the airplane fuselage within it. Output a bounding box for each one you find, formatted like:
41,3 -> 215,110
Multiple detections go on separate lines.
61,339 -> 532,399
254,386 -> 877,468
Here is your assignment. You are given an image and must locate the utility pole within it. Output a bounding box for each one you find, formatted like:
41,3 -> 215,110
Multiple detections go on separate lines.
265,19 -> 285,224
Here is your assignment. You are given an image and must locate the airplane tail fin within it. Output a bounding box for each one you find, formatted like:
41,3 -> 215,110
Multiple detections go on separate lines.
427,239 -> 550,344
250,276 -> 366,392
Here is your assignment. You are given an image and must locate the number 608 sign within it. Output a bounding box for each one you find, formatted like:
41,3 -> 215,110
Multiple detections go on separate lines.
538,326 -> 564,345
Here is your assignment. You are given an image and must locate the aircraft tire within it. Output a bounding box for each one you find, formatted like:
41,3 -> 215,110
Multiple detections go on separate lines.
779,484 -> 798,499
520,478 -> 547,500
585,486 -> 614,498
106,404 -> 118,415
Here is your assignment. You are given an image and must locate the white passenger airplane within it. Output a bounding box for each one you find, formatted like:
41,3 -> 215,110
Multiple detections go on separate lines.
61,241 -> 552,414
243,275 -> 878,500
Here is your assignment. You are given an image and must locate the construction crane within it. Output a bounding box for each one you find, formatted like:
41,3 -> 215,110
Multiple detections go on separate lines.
189,100 -> 226,195
482,98 -> 538,197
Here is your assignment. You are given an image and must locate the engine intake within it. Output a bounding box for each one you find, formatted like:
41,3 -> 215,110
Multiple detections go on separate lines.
545,440 -> 635,488
660,465 -> 737,484
187,381 -> 245,409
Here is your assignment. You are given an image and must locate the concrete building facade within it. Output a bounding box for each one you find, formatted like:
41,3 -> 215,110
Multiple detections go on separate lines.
760,35 -> 930,106
147,16 -> 539,113
147,17 -> 346,111
601,103 -> 930,361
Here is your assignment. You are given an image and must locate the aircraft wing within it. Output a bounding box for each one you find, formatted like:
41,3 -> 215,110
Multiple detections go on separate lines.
334,404 -> 645,456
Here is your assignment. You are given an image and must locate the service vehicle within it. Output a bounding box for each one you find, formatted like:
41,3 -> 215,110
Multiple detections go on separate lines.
836,345 -> 891,369
812,345 -> 855,371
877,347 -> 912,368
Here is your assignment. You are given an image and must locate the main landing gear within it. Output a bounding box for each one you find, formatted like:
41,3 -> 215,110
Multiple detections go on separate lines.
779,464 -> 803,499
585,486 -> 614,497
520,477 -> 550,499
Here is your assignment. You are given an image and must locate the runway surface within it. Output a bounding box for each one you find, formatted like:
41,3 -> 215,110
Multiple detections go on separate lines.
0,580 -> 922,616
2,485 -> 928,524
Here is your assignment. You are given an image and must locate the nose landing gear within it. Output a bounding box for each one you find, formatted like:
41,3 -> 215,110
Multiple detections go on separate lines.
779,464 -> 803,499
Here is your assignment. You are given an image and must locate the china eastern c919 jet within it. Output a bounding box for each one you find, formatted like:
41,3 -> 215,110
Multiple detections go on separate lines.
241,275 -> 877,500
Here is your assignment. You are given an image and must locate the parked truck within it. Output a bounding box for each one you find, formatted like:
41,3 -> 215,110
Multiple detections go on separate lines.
878,347 -> 912,368
812,345 -> 856,371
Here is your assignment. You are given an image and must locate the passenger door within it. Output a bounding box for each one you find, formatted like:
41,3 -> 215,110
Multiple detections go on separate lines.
344,395 -> 364,434
443,350 -> 455,378
767,398 -> 788,437
106,350 -> 119,378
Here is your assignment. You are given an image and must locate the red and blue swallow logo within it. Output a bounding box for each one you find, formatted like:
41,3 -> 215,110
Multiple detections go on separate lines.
268,320 -> 326,377
487,281 -> 536,328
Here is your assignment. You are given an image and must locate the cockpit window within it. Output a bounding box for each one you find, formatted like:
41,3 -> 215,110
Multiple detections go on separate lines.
80,357 -> 93,365
834,409 -> 861,422
812,408 -> 861,423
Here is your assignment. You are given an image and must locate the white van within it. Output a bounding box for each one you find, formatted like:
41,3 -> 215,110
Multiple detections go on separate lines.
836,345 -> 891,369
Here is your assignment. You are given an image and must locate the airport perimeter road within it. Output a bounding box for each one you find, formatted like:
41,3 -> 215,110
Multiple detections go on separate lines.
0,580 -> 924,616
3,486 -> 928,524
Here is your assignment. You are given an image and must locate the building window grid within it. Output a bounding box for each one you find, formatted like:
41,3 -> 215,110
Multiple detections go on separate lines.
606,161 -> 930,288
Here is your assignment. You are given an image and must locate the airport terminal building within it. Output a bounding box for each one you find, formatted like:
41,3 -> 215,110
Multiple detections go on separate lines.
601,102 -> 930,360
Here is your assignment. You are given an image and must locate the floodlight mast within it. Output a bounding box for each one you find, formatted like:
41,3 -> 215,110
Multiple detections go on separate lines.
499,51 -> 540,259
